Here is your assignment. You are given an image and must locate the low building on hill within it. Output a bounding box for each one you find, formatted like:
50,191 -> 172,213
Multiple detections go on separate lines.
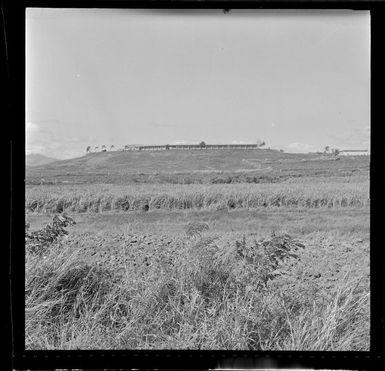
118,143 -> 265,152
143,144 -> 262,151
339,149 -> 369,156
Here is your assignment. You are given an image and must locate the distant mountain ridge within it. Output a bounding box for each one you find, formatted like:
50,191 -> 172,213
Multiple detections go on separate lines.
26,153 -> 59,167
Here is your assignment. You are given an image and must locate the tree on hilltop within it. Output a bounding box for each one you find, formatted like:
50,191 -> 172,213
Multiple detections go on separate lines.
199,141 -> 206,148
86,146 -> 91,154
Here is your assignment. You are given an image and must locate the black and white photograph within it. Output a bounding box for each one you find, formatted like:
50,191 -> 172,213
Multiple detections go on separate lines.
25,8 -> 370,351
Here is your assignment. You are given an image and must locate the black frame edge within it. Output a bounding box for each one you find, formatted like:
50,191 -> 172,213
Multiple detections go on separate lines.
6,1 -> 385,370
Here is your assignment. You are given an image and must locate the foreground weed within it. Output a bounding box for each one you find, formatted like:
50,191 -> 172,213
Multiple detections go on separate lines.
25,227 -> 369,350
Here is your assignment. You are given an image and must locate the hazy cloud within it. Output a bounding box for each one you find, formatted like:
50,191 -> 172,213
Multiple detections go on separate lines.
285,142 -> 317,153
171,140 -> 197,145
26,121 -> 40,132
231,140 -> 265,145
231,140 -> 254,145
26,123 -> 91,159
327,125 -> 370,150
148,122 -> 175,128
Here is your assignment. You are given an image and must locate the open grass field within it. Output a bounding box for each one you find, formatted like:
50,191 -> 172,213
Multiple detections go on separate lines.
26,207 -> 370,237
25,150 -> 370,350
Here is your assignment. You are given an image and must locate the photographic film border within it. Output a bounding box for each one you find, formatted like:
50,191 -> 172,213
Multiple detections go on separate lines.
7,0 -> 385,370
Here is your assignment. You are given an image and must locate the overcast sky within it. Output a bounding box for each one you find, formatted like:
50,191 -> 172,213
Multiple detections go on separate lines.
26,9 -> 370,159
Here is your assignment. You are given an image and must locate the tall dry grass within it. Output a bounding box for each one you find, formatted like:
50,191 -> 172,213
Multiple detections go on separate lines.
26,182 -> 369,213
25,230 -> 369,350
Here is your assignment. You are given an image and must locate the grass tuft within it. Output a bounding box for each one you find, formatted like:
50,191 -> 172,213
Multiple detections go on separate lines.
25,228 -> 369,350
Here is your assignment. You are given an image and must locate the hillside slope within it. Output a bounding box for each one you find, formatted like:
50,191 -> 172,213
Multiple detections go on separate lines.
26,154 -> 59,167
26,149 -> 369,185
28,149 -> 298,170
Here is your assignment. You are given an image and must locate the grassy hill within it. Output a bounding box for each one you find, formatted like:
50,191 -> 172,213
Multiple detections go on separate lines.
26,149 -> 369,185
26,153 -> 59,167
